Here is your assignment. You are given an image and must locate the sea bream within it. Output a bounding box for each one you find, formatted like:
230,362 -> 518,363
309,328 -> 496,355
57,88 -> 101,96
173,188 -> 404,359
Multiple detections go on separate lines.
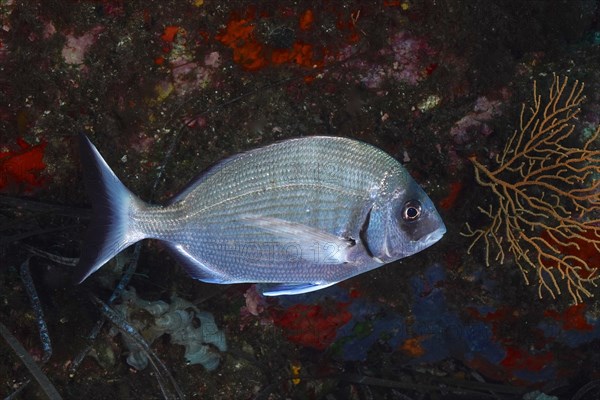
75,134 -> 446,295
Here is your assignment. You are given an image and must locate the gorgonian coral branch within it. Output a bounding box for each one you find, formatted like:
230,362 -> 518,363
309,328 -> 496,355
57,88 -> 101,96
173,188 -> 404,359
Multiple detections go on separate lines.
463,74 -> 600,304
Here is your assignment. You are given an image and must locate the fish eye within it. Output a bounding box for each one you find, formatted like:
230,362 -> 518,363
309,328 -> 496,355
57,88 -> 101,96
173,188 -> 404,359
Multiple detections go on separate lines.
402,200 -> 422,222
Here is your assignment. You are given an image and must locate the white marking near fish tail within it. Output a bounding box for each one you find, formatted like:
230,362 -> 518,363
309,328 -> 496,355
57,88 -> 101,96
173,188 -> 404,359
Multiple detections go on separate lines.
74,134 -> 147,283
259,281 -> 339,296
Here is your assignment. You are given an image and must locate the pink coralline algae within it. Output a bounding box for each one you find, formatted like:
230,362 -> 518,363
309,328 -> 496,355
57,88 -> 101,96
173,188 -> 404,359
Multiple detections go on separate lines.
204,51 -> 221,68
242,285 -> 266,317
388,31 -> 437,85
61,26 -> 104,66
335,30 -> 437,90
170,57 -> 212,96
450,95 -> 505,144
155,26 -> 222,97
239,286 -> 274,332
0,39 -> 7,64
42,21 -> 56,39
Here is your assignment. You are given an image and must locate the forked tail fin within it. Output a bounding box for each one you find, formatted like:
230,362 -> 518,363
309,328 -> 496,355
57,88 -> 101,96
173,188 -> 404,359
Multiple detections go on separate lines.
74,134 -> 146,283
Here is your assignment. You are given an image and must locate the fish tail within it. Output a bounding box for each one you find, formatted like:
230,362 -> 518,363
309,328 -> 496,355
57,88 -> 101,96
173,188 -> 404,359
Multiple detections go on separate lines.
74,134 -> 147,283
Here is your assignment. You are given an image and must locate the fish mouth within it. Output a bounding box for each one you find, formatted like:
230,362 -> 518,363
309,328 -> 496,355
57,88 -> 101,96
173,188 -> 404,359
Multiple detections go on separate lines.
420,224 -> 446,248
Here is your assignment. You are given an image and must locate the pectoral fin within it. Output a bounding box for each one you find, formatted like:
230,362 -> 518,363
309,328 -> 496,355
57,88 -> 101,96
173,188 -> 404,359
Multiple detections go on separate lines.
241,215 -> 355,263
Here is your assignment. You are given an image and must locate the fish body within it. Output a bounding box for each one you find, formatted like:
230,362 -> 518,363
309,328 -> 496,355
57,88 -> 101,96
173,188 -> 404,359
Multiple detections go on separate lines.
75,135 -> 445,295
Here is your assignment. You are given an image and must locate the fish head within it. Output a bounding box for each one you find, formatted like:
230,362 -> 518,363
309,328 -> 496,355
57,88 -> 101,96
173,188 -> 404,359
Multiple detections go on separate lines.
364,177 -> 446,262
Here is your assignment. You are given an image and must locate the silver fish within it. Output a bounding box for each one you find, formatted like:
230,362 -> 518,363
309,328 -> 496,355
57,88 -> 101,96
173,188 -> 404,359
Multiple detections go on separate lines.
75,135 -> 446,295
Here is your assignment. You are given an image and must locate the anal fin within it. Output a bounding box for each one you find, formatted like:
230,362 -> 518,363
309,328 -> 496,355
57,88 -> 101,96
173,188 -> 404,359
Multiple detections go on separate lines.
163,243 -> 230,284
